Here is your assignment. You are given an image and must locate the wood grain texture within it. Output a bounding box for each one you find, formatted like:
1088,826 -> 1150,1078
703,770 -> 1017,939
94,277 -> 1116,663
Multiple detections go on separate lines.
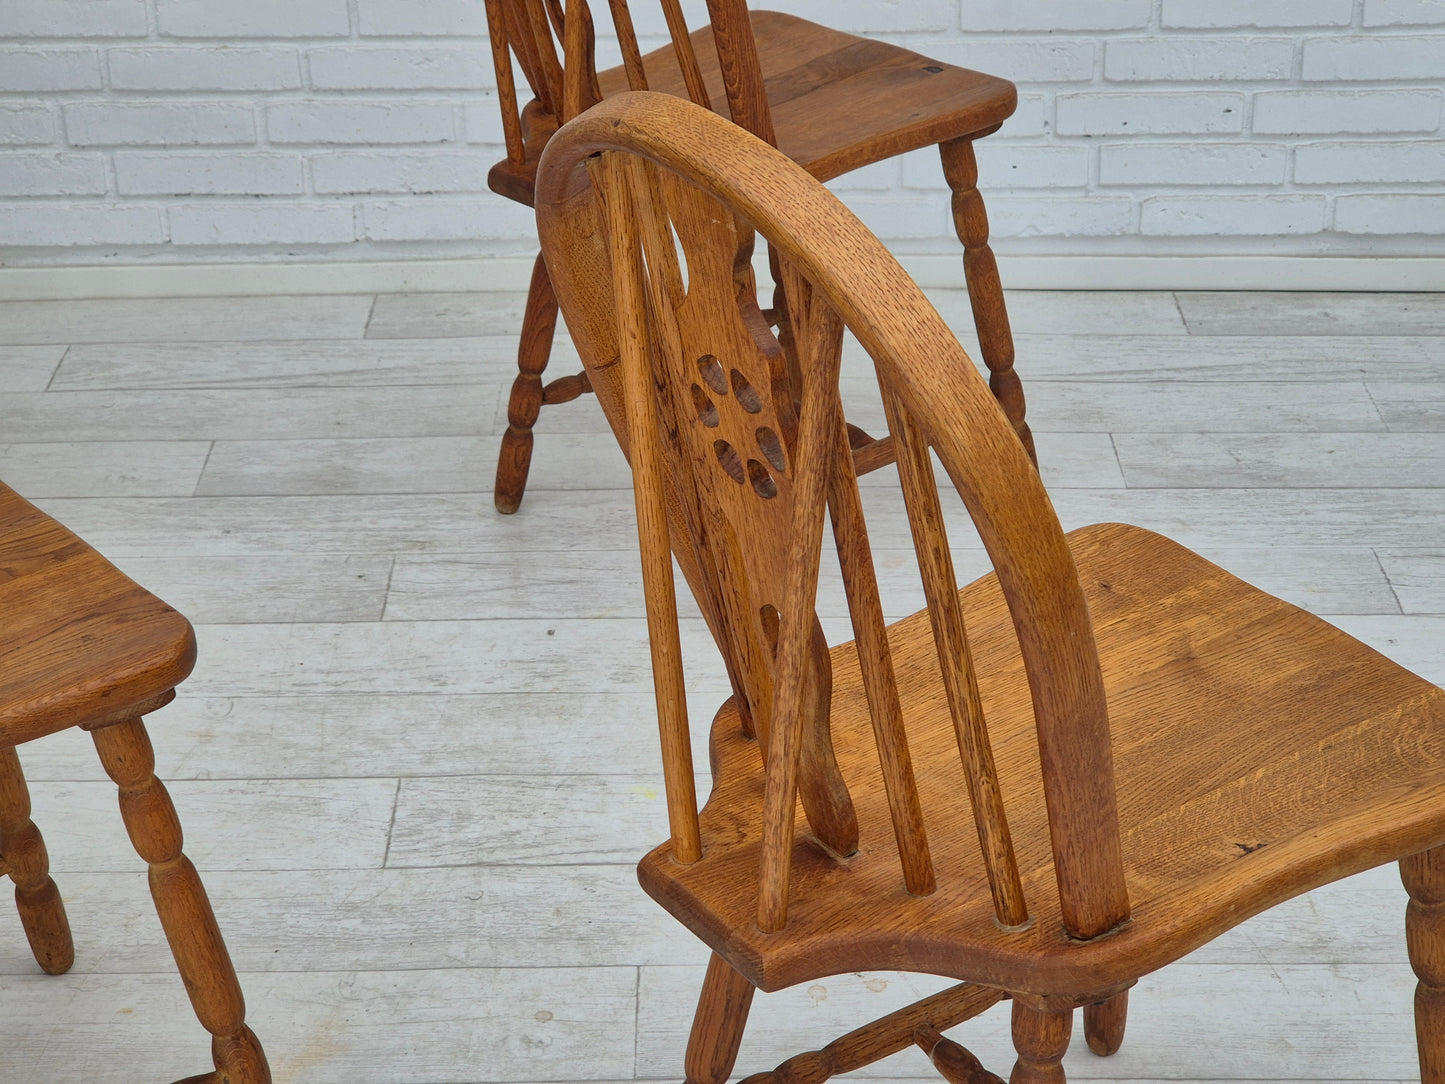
1178,291 -> 1445,337
0,296 -> 373,346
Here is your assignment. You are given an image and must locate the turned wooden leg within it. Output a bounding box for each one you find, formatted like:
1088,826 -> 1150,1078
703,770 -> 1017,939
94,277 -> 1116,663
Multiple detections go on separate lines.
1403,845 -> 1445,1083
1009,1001 -> 1070,1084
494,251 -> 561,515
1082,989 -> 1127,1056
0,747 -> 73,975
91,717 -> 270,1084
685,952 -> 756,1084
940,137 -> 1036,467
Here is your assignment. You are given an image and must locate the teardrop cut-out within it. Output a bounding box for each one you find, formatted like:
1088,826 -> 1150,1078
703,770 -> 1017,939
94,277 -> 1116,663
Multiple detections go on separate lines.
713,439 -> 745,484
755,426 -> 786,472
730,368 -> 763,413
697,355 -> 727,395
747,459 -> 778,499
690,383 -> 719,427
758,603 -> 780,656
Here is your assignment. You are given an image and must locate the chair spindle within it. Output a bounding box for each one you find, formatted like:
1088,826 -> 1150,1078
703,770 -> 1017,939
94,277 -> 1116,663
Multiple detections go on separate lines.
660,0 -> 712,109
484,0 -> 527,165
606,0 -> 650,90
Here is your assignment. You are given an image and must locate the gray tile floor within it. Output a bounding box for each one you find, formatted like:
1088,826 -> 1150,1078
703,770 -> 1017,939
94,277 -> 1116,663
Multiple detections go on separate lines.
0,288 -> 1442,1082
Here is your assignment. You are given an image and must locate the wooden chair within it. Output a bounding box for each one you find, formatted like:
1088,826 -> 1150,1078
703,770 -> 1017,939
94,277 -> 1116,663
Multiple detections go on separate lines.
0,481 -> 269,1083
486,0 -> 1028,513
534,91 -> 1445,1084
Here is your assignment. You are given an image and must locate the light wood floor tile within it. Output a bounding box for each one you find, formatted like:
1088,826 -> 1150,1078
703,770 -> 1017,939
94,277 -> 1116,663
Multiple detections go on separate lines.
1178,291 -> 1445,336
0,295 -> 375,346
0,966 -> 638,1083
1377,548 -> 1445,613
26,778 -> 396,872
1025,379 -> 1384,432
1327,614 -> 1445,685
1116,432 -> 1445,488
926,289 -> 1189,337
0,385 -> 500,441
108,554 -> 392,623
0,439 -> 210,497
0,344 -> 66,391
366,290 -> 530,339
1369,379 -> 1445,431
51,337 -> 521,390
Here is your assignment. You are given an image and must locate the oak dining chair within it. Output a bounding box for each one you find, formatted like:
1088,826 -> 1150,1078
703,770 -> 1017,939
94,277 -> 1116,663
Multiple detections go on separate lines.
486,0 -> 1029,514
534,91 -> 1445,1083
0,480 -> 269,1083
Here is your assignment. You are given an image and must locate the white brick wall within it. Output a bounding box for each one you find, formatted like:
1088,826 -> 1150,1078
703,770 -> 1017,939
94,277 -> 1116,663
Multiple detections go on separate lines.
0,0 -> 1441,264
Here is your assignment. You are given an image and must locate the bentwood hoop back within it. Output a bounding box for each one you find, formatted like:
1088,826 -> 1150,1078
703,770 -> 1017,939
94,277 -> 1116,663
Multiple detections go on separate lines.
485,0 -> 1027,514
535,92 -> 1445,1083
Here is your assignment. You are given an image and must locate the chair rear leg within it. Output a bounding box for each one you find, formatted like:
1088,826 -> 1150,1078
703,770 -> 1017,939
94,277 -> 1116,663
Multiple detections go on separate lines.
1403,844 -> 1445,1083
1082,989 -> 1127,1056
90,716 -> 270,1084
939,137 -> 1036,467
685,952 -> 756,1084
1009,1000 -> 1070,1084
495,251 -> 562,514
0,747 -> 73,975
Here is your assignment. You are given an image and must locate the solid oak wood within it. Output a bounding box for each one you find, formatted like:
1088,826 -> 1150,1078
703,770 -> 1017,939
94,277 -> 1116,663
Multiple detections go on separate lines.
0,479 -> 270,1083
1404,845 -> 1445,1082
535,93 -> 1445,1084
1082,989 -> 1128,1057
485,0 -> 1021,510
684,952 -> 756,1084
914,1023 -> 1006,1084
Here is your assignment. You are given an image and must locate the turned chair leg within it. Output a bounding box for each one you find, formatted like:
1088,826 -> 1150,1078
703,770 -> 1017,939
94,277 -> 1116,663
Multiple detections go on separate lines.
939,137 -> 1036,467
1082,989 -> 1127,1056
685,952 -> 756,1084
0,747 -> 74,975
1403,844 -> 1445,1083
494,251 -> 562,515
90,716 -> 270,1084
1009,1000 -> 1070,1084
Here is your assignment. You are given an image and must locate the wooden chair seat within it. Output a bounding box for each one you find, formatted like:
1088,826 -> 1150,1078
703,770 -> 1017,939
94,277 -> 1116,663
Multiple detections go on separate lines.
0,483 -> 195,745
641,521 -> 1445,998
489,10 -> 1017,203
0,480 -> 269,1082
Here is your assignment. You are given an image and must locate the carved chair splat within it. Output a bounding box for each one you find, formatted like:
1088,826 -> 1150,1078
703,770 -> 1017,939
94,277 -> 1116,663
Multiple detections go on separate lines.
486,0 -> 1029,514
535,92 -> 1445,1084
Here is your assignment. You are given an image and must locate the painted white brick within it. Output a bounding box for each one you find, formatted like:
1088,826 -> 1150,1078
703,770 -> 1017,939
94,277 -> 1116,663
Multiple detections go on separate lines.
960,0 -> 1152,32
462,100 -> 502,145
361,198 -> 532,241
825,159 -> 897,193
846,196 -> 951,240
1141,195 -> 1326,235
311,152 -> 491,194
785,0 -> 951,33
964,146 -> 1089,189
308,47 -> 492,91
155,0 -> 350,39
0,203 -> 162,245
115,152 -> 304,195
355,0 -> 487,37
1365,0 -> 1445,26
1105,40 -> 1296,82
0,49 -> 102,92
169,203 -> 356,245
0,105 -> 54,146
1296,140 -> 1445,182
0,0 -> 146,37
267,103 -> 454,145
1000,94 -> 1049,138
1253,90 -> 1443,134
108,47 -> 302,92
984,197 -> 1135,237
64,102 -> 256,146
1303,36 -> 1445,81
1100,143 -> 1289,186
915,39 -> 1096,84
0,154 -> 107,196
1335,194 -> 1445,233
1056,93 -> 1245,135
1162,0 -> 1354,27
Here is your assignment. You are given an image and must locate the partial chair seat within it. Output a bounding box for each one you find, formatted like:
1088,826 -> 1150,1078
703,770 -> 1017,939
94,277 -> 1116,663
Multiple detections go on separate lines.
639,521 -> 1445,997
0,482 -> 195,744
489,9 -> 1018,203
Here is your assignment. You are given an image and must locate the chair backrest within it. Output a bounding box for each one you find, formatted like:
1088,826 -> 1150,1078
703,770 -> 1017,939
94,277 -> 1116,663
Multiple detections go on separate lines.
485,0 -> 774,170
534,91 -> 1133,944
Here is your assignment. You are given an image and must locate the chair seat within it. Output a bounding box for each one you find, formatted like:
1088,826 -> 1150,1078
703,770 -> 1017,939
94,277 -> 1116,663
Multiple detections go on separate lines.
489,9 -> 1017,203
0,482 -> 195,744
639,521 -> 1445,997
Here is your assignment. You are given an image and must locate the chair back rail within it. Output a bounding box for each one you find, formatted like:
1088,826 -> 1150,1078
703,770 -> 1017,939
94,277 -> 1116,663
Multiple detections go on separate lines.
537,92 -> 1133,943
